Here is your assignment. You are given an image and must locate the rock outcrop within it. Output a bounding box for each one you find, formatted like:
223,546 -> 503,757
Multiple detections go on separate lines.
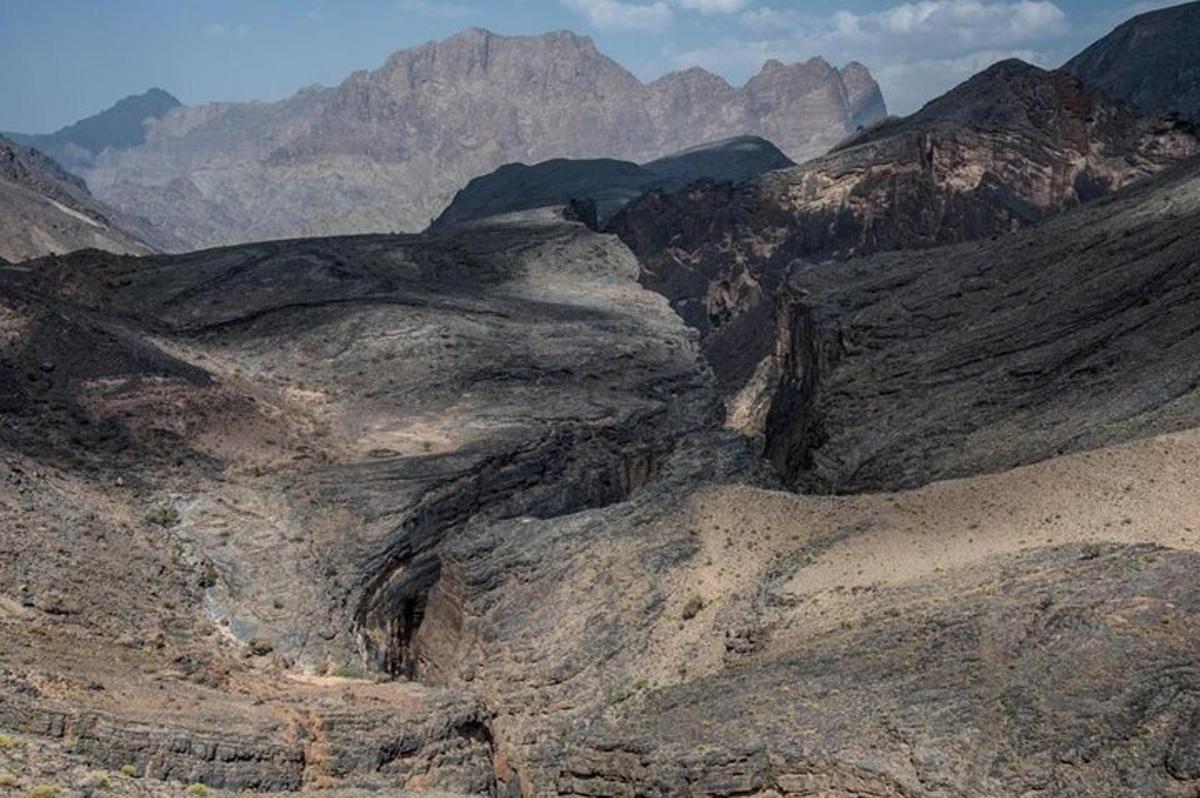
431,135 -> 793,231
612,60 -> 1199,407
71,29 -> 883,250
0,134 -> 160,261
1064,0 -> 1200,121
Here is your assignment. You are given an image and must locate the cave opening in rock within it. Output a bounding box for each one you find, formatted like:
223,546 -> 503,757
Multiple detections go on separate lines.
391,591 -> 428,679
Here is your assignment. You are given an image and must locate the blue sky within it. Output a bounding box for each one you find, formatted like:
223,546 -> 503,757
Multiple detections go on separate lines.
0,0 -> 1183,132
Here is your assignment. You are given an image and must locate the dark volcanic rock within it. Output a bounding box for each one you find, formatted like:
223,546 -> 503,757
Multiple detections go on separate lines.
1064,0 -> 1200,121
5,88 -> 181,171
764,154 -> 1200,492
77,29 -> 882,250
430,136 -> 793,231
612,60 -> 1199,417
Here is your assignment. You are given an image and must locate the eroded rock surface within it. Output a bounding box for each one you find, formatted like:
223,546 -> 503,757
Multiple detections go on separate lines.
0,211 -> 724,793
0,134 -> 160,262
612,60 -> 1199,406
7,135 -> 1200,798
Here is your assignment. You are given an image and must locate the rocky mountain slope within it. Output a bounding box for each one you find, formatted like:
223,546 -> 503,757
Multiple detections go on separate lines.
0,134 -> 159,262
1064,0 -> 1200,121
763,154 -> 1200,492
430,136 -> 793,230
72,28 -> 883,250
5,88 -> 181,172
6,156 -> 1200,794
612,59 -> 1198,405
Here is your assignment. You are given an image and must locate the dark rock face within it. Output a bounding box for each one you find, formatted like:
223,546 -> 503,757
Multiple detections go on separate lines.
766,155 -> 1200,492
0,134 -> 159,261
1064,0 -> 1200,121
5,88 -> 181,171
612,60 -> 1199,423
430,135 -> 793,231
76,28 -> 882,250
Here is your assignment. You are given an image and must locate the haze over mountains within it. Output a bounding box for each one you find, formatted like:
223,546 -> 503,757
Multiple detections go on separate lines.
4,88 -> 181,173
8,2 -> 1200,795
10,28 -> 885,252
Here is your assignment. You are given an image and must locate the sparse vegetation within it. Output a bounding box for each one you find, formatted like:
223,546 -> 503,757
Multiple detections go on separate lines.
0,772 -> 17,788
680,593 -> 705,620
247,638 -> 274,657
197,563 -> 219,589
613,676 -> 650,705
1080,543 -> 1103,560
187,784 -> 209,796
145,503 -> 180,528
119,764 -> 138,778
27,787 -> 60,798
330,665 -> 367,679
83,772 -> 110,790
0,735 -> 23,750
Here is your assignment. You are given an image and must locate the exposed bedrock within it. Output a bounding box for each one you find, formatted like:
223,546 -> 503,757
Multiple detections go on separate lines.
611,62 -> 1200,486
748,156 -> 1200,493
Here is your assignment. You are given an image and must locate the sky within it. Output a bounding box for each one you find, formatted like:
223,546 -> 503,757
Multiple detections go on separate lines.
0,0 -> 1186,132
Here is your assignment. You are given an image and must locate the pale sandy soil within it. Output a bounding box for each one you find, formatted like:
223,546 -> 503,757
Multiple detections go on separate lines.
640,426 -> 1200,685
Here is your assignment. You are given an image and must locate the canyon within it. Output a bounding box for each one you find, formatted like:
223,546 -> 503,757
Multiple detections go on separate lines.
5,3 -> 1200,796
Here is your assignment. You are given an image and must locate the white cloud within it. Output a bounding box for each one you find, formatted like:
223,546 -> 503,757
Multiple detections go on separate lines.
678,0 -> 748,13
398,0 -> 476,18
675,0 -> 1069,114
561,0 -> 674,31
204,23 -> 250,39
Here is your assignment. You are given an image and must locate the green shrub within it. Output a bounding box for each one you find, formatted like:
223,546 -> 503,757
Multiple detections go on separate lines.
0,734 -> 23,749
27,786 -> 59,798
247,638 -> 274,657
145,504 -> 180,528
197,563 -> 218,589
119,764 -> 138,778
680,594 -> 705,620
187,784 -> 209,796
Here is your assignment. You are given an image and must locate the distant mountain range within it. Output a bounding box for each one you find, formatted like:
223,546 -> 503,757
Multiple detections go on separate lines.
1064,0 -> 1200,121
431,135 -> 793,231
8,28 -> 886,251
4,88 -> 180,172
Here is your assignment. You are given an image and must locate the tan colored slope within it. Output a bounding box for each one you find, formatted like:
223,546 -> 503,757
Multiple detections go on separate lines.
632,425 -> 1200,685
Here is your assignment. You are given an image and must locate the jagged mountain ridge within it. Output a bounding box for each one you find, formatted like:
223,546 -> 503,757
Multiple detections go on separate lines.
1064,0 -> 1200,121
72,28 -> 884,250
612,59 -> 1199,405
0,134 -> 159,262
5,88 -> 181,172
430,135 -> 794,230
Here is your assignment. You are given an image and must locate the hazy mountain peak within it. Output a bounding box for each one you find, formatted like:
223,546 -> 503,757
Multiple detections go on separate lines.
5,86 -> 181,171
